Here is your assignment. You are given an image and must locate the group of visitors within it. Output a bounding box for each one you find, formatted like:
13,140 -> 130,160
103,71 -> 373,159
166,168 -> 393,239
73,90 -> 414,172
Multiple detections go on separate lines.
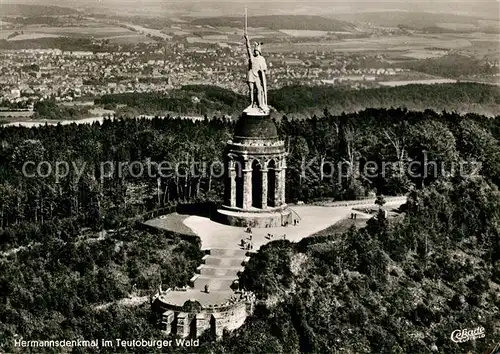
283,219 -> 299,227
265,233 -> 287,240
241,238 -> 254,250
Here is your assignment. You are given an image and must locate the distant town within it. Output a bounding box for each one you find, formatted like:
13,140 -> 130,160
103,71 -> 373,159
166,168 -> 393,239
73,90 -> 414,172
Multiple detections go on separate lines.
0,10 -> 499,119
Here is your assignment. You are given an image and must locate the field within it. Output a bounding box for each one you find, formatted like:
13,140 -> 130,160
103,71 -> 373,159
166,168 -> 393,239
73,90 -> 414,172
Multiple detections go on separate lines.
329,11 -> 499,30
103,34 -> 156,44
279,29 -> 330,37
401,49 -> 449,59
116,23 -> 172,40
0,111 -> 34,118
7,33 -> 62,41
169,30 -> 191,36
379,79 -> 457,87
166,24 -> 286,39
478,19 -> 500,28
186,36 -> 224,44
436,22 -> 477,31
265,34 -> 477,53
0,31 -> 12,40
0,24 -> 136,42
24,25 -> 134,37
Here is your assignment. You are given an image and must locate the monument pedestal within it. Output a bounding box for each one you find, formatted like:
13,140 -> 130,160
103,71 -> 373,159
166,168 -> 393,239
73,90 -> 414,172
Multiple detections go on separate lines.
215,108 -> 290,228
216,205 -> 292,228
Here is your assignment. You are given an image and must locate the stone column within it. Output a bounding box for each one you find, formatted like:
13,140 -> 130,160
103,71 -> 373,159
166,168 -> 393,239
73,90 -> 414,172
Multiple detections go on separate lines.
280,162 -> 286,204
161,310 -> 175,334
274,168 -> 282,207
261,169 -> 268,209
229,165 -> 236,207
177,312 -> 190,338
211,313 -> 224,339
196,313 -> 207,338
242,160 -> 252,210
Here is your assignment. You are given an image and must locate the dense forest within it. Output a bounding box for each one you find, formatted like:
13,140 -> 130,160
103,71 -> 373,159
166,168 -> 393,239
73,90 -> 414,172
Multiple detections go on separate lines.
403,55 -> 499,80
33,100 -> 90,120
96,83 -> 500,118
189,15 -> 355,32
1,108 -> 500,246
0,226 -> 203,354
208,177 -> 500,353
1,105 -> 500,353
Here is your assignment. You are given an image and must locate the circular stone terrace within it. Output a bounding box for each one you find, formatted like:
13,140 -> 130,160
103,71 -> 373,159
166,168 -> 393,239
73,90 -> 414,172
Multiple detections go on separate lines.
144,197 -> 407,308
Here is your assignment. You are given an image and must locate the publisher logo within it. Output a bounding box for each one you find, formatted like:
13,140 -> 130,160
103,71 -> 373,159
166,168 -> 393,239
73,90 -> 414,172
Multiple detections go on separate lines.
450,326 -> 485,343
487,343 -> 500,354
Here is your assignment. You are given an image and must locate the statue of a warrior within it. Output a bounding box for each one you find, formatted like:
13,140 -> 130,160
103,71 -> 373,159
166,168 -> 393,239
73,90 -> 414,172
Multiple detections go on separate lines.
244,32 -> 268,112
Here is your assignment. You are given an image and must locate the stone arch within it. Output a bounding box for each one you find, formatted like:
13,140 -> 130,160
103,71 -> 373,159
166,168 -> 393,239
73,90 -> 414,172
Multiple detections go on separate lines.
182,300 -> 203,313
190,316 -> 197,338
267,159 -> 277,207
265,158 -> 277,170
210,315 -> 217,337
234,155 -> 245,208
251,159 -> 262,208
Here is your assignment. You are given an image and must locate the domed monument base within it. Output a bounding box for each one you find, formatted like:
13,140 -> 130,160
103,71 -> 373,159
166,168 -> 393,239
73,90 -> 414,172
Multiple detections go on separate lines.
216,205 -> 292,228
215,107 -> 291,228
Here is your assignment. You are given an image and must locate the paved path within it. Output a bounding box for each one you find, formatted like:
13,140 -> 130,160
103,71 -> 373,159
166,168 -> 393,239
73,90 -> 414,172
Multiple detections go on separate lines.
156,199 -> 406,307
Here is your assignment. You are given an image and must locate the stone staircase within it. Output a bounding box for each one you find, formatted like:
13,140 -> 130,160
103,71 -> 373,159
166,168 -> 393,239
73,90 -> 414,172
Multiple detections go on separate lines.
198,265 -> 243,277
203,257 -> 247,267
193,276 -> 236,291
209,249 -> 248,257
190,248 -> 248,291
154,245 -> 265,339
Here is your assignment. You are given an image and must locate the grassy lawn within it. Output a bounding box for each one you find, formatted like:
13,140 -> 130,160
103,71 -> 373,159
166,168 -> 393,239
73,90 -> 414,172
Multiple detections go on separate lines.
143,213 -> 197,236
311,217 -> 368,237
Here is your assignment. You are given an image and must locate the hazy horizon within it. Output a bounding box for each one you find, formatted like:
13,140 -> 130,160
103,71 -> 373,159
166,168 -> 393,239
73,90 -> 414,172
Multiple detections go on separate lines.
2,0 -> 499,19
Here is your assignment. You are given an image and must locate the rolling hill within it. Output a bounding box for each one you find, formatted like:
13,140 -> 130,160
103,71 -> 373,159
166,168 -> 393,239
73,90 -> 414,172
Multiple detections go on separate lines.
0,3 -> 77,16
188,15 -> 357,32
329,11 -> 499,33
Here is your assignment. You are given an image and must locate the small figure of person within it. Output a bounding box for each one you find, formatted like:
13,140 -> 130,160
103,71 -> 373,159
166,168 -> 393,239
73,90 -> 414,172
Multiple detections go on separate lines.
204,284 -> 210,293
